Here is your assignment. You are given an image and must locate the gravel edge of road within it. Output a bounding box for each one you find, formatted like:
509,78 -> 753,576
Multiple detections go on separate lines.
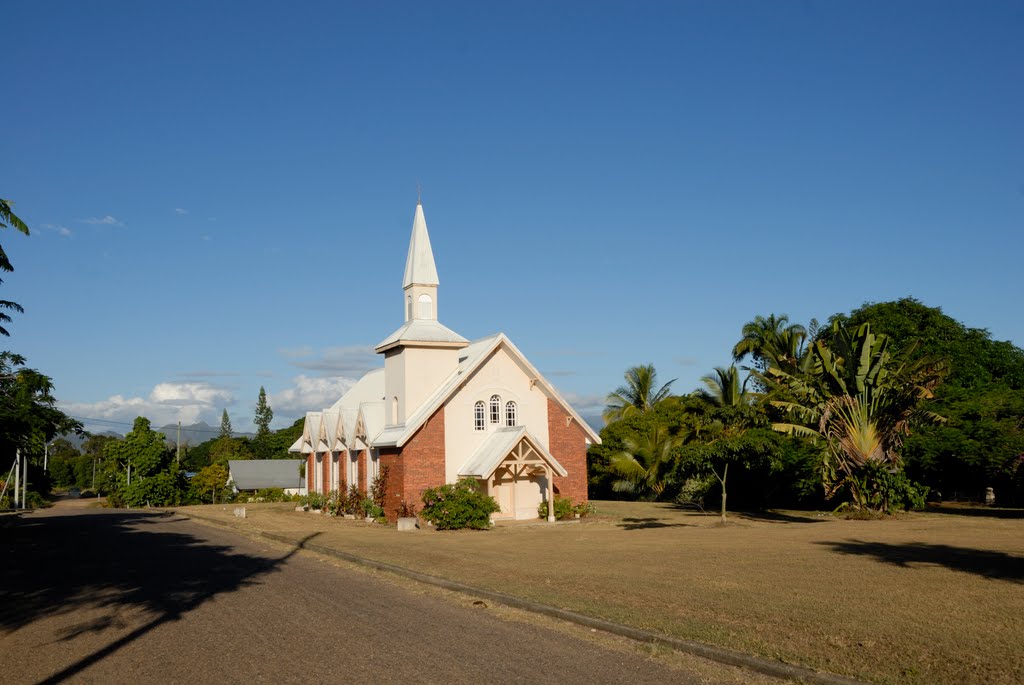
176,509 -> 868,685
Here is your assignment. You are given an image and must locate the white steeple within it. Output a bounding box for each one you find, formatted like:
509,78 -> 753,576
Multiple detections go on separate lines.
377,199 -> 468,427
402,201 -> 440,322
402,201 -> 439,289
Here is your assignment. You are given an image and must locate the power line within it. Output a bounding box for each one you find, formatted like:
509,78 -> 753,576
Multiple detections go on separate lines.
68,415 -> 237,436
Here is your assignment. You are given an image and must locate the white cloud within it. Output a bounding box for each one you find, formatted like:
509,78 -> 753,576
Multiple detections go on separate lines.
174,207 -> 189,215
62,381 -> 235,431
39,223 -> 73,237
82,215 -> 124,227
269,375 -> 357,416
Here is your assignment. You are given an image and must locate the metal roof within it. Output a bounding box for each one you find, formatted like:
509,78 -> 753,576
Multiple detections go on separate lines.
228,459 -> 305,490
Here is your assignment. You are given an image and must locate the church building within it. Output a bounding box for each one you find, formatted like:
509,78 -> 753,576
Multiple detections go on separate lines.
291,202 -> 599,521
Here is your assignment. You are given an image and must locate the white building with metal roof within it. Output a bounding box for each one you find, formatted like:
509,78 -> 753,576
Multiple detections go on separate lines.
291,202 -> 599,521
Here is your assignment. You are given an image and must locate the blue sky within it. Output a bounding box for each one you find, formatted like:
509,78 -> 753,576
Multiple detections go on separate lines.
6,1 -> 1022,435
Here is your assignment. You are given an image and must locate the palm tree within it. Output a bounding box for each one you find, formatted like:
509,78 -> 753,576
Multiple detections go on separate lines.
603,364 -> 676,423
696,365 -> 754,408
607,425 -> 684,498
768,321 -> 947,510
733,314 -> 807,373
0,199 -> 30,337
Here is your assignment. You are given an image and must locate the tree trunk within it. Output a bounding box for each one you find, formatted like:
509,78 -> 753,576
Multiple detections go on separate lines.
718,463 -> 729,524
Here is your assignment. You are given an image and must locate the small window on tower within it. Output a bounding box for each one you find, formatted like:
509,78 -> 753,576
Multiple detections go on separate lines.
505,401 -> 517,427
406,295 -> 412,320
474,401 -> 485,430
418,294 -> 432,319
490,395 -> 501,423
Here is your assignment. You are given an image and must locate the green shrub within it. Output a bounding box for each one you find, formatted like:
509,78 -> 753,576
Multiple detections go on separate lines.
860,463 -> 930,513
420,479 -> 500,530
305,491 -> 326,510
537,495 -> 574,520
361,497 -> 384,519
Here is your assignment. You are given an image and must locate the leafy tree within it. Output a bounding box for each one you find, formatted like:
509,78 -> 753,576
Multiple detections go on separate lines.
0,198 -> 30,336
0,353 -> 82,474
190,463 -> 229,504
264,417 -> 304,459
252,386 -> 273,458
604,364 -> 676,423
103,418 -> 181,506
208,436 -> 253,467
829,298 -> 1024,503
830,297 -> 1024,391
696,365 -> 754,408
768,321 -> 946,512
733,313 -> 807,374
588,401 -> 690,498
219,409 -> 232,439
607,424 -> 685,498
677,423 -> 782,522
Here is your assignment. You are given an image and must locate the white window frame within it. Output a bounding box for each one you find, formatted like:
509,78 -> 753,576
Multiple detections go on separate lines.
505,401 -> 517,427
474,401 -> 485,431
489,395 -> 501,424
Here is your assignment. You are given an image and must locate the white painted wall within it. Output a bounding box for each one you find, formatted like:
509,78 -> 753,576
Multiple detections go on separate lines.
386,346 -> 461,425
441,346 -> 550,483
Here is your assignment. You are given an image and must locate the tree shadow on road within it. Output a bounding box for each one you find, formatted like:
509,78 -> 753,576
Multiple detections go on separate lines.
817,539 -> 1024,583
0,510 -> 318,684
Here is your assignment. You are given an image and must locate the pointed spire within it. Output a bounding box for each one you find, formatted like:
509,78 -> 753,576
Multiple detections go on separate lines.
402,202 -> 439,288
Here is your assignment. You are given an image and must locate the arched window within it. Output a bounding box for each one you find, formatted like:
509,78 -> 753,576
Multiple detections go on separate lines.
418,293 -> 433,319
391,396 -> 398,424
489,395 -> 501,423
406,295 -> 412,321
474,401 -> 485,430
505,401 -> 517,427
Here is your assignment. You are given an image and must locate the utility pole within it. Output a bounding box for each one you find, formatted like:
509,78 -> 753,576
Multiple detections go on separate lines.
13,450 -> 19,509
177,421 -> 182,463
22,449 -> 28,508
44,441 -> 48,472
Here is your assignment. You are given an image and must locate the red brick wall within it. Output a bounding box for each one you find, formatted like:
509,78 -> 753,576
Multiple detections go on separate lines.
378,447 -> 402,520
321,452 -> 330,494
358,449 -> 367,493
400,408 -> 446,504
547,397 -> 589,503
377,409 -> 446,522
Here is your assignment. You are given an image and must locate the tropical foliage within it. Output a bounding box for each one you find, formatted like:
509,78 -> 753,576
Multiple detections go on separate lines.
590,299 -> 1023,514
0,198 -> 30,336
603,364 -> 676,423
766,321 -> 947,511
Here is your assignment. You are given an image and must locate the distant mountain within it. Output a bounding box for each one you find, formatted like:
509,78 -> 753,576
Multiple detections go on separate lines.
156,422 -> 254,446
60,430 -> 122,450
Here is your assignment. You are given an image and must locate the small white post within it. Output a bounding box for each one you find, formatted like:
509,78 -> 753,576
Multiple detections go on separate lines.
13,450 -> 20,509
23,450 -> 28,508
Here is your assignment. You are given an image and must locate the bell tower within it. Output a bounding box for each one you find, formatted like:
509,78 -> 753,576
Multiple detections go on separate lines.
376,201 -> 468,426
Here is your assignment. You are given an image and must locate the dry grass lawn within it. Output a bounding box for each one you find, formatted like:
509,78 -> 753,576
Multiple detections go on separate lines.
179,501 -> 1024,685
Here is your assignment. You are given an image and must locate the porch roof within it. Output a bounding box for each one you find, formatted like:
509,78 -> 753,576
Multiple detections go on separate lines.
458,427 -> 567,479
